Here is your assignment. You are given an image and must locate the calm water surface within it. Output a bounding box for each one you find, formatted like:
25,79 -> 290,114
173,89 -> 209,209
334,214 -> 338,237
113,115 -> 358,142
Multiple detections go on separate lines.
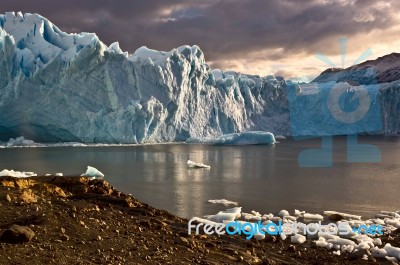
0,136 -> 399,219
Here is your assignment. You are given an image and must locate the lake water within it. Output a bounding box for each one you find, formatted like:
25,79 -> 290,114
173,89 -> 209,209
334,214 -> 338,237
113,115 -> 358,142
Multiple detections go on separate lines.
0,136 -> 399,219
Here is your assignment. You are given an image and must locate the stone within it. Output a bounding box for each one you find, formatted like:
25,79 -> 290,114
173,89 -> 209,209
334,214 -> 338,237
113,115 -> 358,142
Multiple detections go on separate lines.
0,225 -> 35,243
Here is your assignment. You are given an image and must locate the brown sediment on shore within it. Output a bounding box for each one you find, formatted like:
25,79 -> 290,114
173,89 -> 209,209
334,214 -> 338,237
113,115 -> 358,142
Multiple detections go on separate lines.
0,176 -> 397,264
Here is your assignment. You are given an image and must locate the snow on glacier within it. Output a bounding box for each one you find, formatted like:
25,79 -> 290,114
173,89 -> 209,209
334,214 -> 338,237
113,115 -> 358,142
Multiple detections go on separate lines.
0,12 -> 399,143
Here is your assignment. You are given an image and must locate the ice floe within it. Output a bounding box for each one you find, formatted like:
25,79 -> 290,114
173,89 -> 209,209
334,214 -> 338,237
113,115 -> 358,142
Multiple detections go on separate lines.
187,160 -> 211,169
0,169 -> 37,178
208,199 -> 238,207
81,166 -> 104,179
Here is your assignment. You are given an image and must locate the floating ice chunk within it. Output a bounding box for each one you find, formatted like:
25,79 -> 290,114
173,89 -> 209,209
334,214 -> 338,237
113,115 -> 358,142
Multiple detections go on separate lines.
0,169 -> 37,178
207,207 -> 241,223
242,212 -> 261,221
5,136 -> 36,147
362,254 -> 368,260
324,211 -> 362,220
291,234 -> 306,244
333,250 -> 340,256
303,213 -> 324,221
278,209 -> 289,217
187,131 -> 275,146
381,211 -> 400,218
55,173 -> 63,176
294,209 -> 305,217
187,160 -> 211,169
81,166 -> 104,179
376,213 -> 393,219
191,217 -> 222,226
45,174 -> 51,176
208,199 -> 238,207
385,218 -> 400,228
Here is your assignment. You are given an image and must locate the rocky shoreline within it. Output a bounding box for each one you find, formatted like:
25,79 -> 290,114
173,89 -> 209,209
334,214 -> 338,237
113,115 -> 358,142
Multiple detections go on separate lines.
0,176 -> 398,264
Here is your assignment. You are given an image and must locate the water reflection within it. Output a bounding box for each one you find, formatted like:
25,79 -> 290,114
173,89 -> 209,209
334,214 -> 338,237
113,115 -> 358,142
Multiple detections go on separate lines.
0,137 -> 398,219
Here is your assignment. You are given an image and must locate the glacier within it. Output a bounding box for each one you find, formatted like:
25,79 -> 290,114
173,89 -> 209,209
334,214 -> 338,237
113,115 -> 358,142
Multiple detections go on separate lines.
0,12 -> 398,143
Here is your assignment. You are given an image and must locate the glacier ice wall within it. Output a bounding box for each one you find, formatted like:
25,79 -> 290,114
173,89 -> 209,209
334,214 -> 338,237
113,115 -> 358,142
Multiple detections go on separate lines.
0,12 -> 398,143
0,12 -> 290,143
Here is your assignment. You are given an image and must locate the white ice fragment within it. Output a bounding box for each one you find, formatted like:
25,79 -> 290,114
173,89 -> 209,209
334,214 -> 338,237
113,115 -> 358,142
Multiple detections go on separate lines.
327,237 -> 356,246
55,173 -> 63,176
355,242 -> 371,250
303,213 -> 324,221
373,238 -> 382,246
384,243 -> 400,260
81,166 -> 104,179
385,218 -> 400,228
372,248 -> 388,258
385,256 -> 399,262
325,243 -> 333,250
324,211 -> 362,220
294,209 -> 305,217
291,234 -> 306,244
187,160 -> 211,169
278,210 -> 289,217
207,207 -> 241,223
208,199 -> 238,207
333,250 -> 340,256
0,169 -> 37,178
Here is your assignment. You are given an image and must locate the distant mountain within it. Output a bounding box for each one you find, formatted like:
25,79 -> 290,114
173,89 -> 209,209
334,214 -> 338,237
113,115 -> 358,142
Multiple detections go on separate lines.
313,53 -> 400,85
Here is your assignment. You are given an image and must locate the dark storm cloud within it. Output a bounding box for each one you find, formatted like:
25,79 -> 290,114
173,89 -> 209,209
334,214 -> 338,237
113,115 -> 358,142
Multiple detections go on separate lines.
1,0 -> 399,73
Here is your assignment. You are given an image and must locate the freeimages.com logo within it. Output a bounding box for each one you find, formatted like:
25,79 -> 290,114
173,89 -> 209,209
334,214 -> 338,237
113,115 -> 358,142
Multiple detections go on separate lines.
286,38 -> 382,167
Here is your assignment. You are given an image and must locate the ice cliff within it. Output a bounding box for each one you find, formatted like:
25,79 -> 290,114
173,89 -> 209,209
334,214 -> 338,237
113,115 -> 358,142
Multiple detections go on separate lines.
0,12 -> 291,143
0,12 -> 398,143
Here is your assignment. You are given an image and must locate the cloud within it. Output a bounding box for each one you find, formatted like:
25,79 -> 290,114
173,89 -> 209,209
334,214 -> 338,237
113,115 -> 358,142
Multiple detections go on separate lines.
1,0 -> 400,79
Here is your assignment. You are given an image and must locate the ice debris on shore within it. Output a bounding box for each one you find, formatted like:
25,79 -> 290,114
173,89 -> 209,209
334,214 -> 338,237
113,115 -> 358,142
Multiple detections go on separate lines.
81,166 -> 105,179
0,169 -> 37,178
187,160 -> 211,169
193,207 -> 400,262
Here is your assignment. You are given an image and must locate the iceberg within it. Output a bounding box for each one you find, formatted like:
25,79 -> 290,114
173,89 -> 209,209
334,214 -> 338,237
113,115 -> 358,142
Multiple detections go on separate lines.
81,166 -> 105,179
187,160 -> 211,169
186,131 -> 276,145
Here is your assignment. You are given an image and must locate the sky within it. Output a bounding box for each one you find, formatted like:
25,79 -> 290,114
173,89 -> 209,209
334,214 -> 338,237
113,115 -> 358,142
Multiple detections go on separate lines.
2,0 -> 400,81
